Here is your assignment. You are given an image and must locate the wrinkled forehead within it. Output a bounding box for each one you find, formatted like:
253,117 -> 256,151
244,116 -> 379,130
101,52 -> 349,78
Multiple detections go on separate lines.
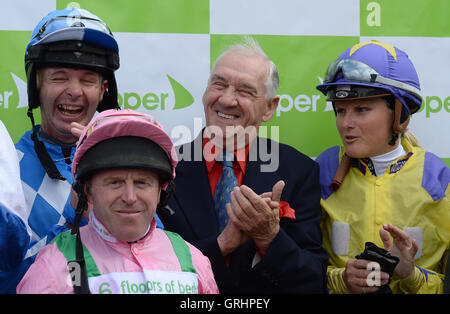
90,167 -> 161,182
212,51 -> 269,85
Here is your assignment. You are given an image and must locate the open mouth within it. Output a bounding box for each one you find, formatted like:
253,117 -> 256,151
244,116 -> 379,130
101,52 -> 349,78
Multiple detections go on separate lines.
344,135 -> 358,143
57,104 -> 83,116
217,111 -> 237,120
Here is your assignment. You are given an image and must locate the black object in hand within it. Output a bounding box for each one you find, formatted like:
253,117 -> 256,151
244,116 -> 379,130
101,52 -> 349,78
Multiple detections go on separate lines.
356,242 -> 400,294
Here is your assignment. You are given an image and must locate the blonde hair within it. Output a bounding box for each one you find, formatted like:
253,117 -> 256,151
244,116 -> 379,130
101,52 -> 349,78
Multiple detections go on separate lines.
402,130 -> 421,147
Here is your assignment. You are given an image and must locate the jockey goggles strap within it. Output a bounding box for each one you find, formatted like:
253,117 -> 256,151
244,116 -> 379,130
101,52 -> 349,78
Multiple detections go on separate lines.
324,58 -> 422,102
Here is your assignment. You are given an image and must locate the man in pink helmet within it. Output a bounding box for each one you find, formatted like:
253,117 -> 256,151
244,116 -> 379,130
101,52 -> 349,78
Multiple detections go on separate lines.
17,109 -> 218,294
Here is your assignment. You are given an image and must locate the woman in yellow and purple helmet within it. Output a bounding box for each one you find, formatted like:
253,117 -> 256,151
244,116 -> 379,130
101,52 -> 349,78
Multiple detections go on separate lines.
316,40 -> 450,294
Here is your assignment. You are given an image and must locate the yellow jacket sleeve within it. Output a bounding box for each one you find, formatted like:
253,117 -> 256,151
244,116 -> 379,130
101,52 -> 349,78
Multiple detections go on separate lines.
391,265 -> 445,294
328,261 -> 448,294
327,265 -> 350,294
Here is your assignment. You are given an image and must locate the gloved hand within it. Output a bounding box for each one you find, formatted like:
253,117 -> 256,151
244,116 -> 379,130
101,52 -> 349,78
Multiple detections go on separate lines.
356,242 -> 400,294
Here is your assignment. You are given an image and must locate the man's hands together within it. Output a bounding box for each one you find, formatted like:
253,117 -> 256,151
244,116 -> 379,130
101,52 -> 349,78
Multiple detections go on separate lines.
217,180 -> 285,256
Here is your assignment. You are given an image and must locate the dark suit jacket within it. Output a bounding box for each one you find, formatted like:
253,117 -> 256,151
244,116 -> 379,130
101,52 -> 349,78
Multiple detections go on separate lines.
159,135 -> 328,293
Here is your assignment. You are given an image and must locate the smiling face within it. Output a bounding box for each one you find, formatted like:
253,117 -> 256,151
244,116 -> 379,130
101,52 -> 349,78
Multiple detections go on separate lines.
202,50 -> 278,150
38,67 -> 107,143
85,168 -> 161,242
335,97 -> 397,158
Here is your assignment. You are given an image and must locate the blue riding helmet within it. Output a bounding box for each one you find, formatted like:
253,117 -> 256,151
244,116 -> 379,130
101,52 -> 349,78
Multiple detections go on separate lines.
25,7 -> 120,111
24,8 -> 121,181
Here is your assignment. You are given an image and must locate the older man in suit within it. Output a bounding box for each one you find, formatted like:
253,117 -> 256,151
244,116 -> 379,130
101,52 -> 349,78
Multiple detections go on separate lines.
159,38 -> 328,293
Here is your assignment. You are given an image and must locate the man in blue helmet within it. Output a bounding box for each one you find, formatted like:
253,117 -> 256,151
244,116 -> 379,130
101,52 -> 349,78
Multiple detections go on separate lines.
316,40 -> 450,294
0,7 -> 122,293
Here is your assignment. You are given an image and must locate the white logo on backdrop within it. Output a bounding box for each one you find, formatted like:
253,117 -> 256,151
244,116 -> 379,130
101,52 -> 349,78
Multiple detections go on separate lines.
11,73 -> 27,109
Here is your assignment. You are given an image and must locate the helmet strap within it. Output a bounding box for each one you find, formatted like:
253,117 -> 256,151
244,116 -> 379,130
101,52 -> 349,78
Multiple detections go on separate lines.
157,181 -> 175,216
388,133 -> 399,146
71,181 -> 88,235
68,180 -> 91,294
329,153 -> 352,191
71,229 -> 91,294
389,98 -> 410,146
28,108 -> 66,181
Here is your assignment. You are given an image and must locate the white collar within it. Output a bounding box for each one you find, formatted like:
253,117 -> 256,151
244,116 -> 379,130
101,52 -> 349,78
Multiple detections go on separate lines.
90,210 -> 117,243
370,144 -> 406,177
89,210 -> 152,244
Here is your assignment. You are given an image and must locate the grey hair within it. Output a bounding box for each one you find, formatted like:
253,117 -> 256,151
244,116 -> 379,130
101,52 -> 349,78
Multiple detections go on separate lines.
209,36 -> 279,102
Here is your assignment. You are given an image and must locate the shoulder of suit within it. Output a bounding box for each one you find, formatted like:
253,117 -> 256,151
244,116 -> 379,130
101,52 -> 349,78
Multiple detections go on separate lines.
261,137 -> 317,163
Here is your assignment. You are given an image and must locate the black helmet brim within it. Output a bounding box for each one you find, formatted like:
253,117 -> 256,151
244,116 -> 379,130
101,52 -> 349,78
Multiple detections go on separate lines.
76,136 -> 173,184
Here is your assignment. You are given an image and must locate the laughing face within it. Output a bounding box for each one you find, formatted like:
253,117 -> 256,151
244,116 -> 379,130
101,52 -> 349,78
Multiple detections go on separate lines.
38,67 -> 107,143
202,50 -> 278,150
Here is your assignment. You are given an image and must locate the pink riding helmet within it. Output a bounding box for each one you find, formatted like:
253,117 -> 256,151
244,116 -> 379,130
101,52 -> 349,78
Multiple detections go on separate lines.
72,109 -> 177,188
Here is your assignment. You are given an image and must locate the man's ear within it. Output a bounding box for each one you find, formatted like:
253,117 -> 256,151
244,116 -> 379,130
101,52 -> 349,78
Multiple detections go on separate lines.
157,186 -> 162,207
83,182 -> 94,205
202,89 -> 208,107
262,96 -> 279,122
99,79 -> 108,102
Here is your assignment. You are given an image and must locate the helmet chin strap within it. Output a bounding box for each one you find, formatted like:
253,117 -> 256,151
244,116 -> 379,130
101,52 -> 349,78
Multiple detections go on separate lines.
68,180 -> 91,294
28,108 -> 67,181
388,133 -> 399,146
156,181 -> 175,216
71,180 -> 88,235
389,98 -> 410,146
329,153 -> 351,191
